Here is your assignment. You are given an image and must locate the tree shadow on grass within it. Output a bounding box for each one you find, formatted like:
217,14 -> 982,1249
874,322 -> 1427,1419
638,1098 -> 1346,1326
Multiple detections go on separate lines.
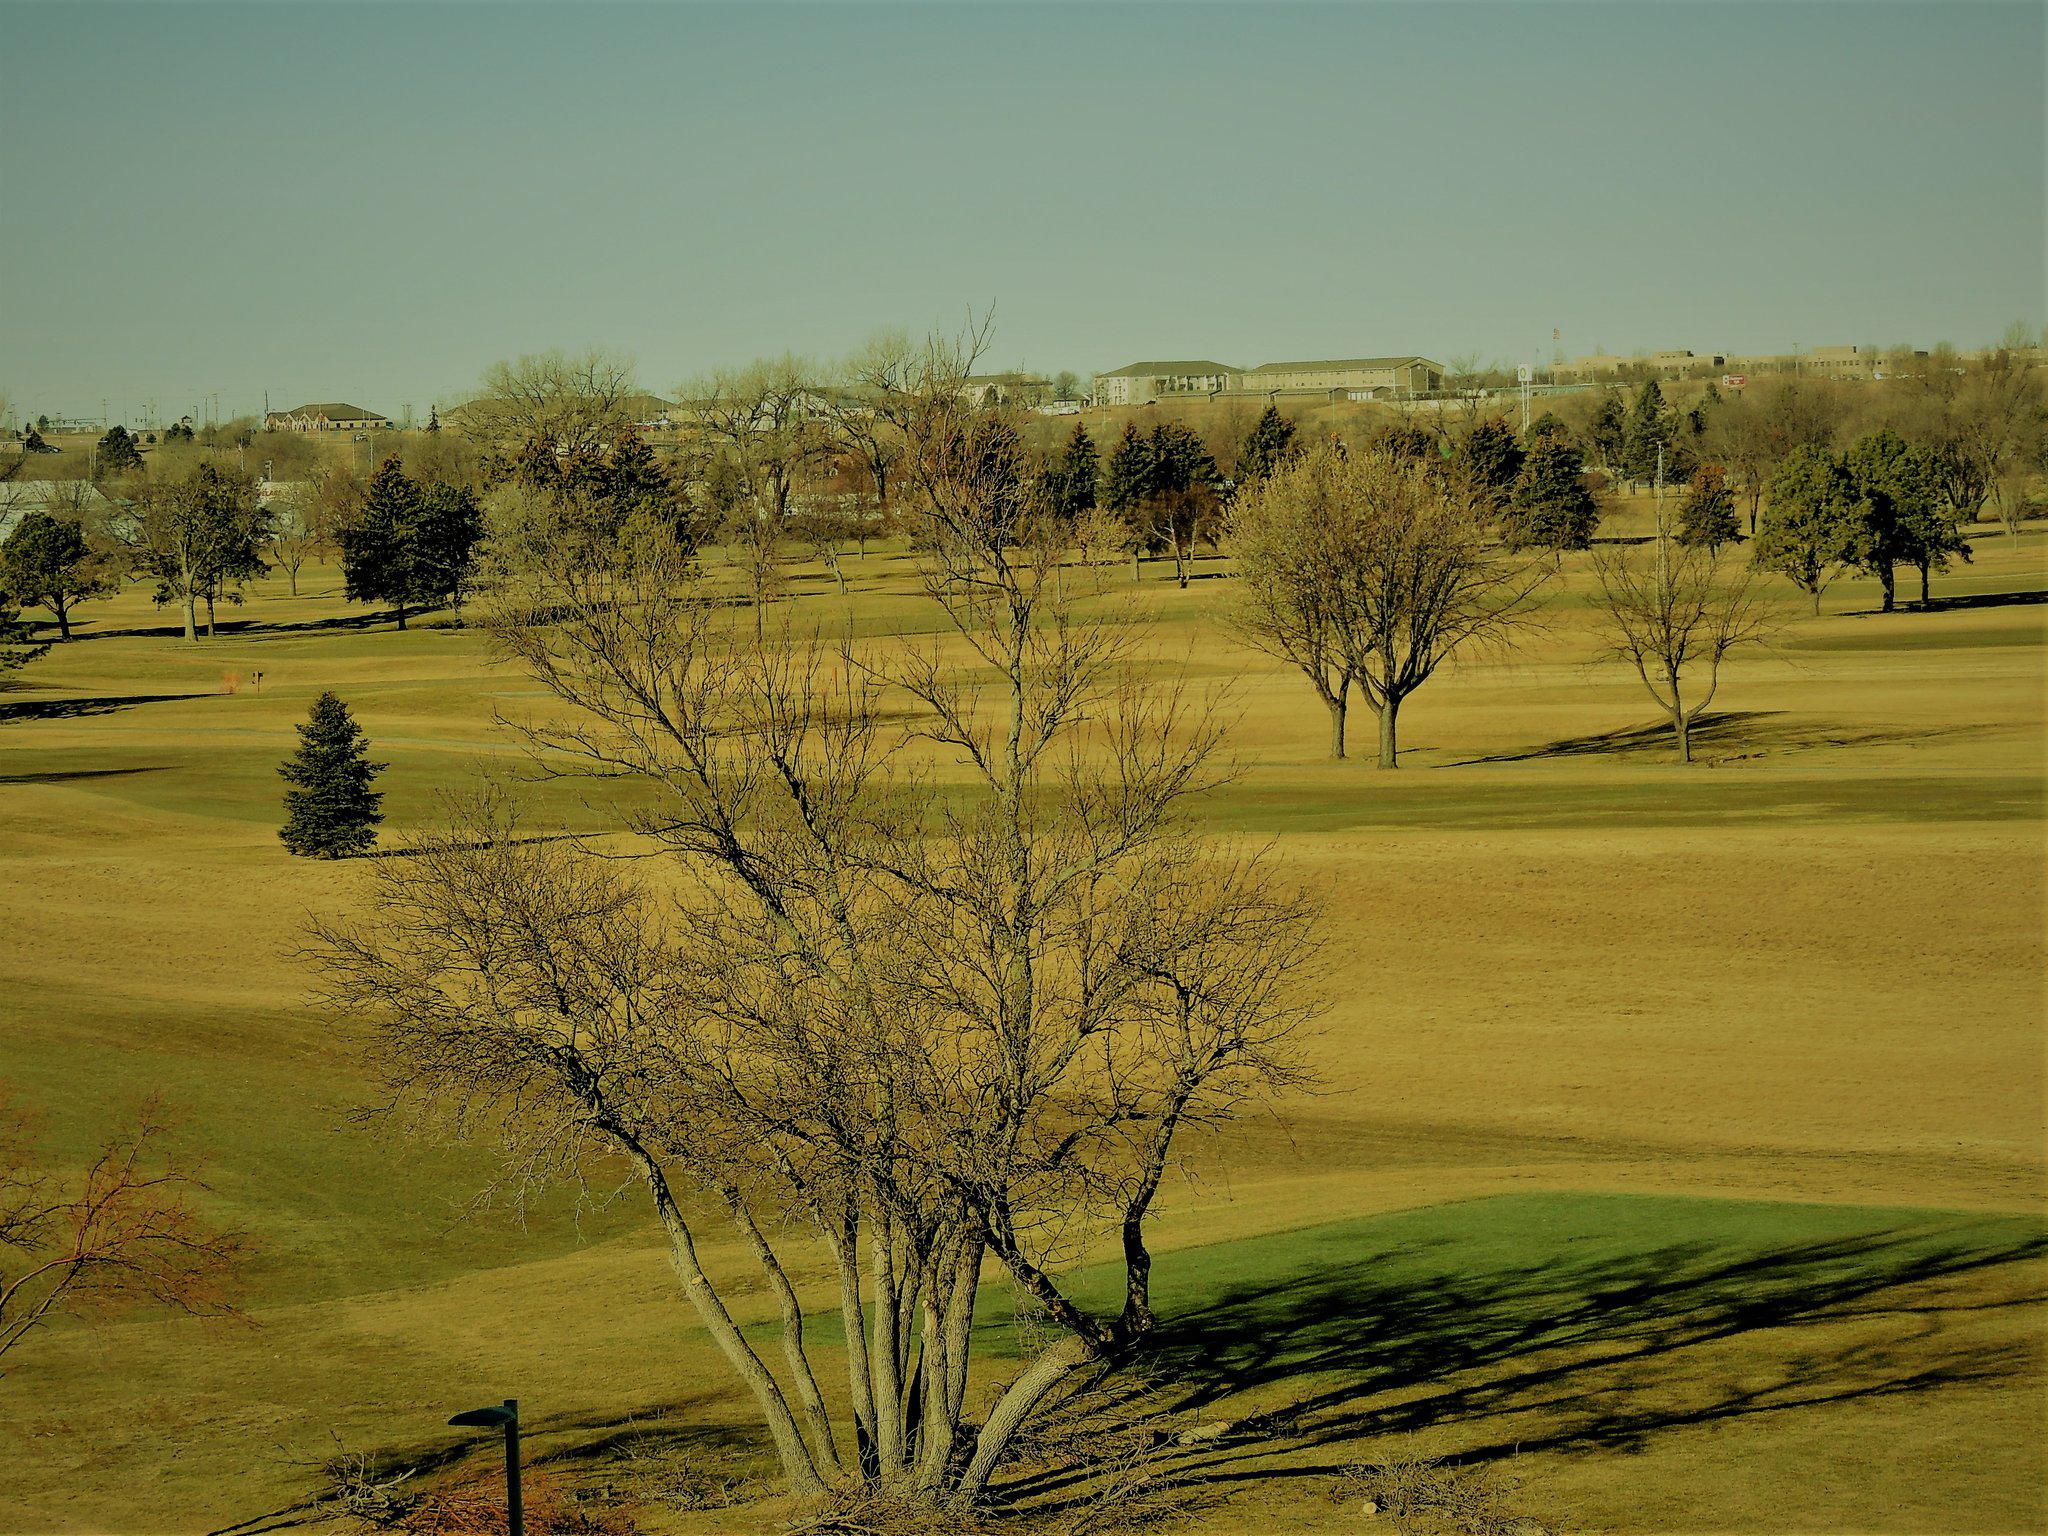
0,764 -> 172,786
0,690 -> 211,723
71,607 -> 417,643
1451,710 -> 1985,765
1838,588 -> 2048,618
1074,1218 -> 2048,1508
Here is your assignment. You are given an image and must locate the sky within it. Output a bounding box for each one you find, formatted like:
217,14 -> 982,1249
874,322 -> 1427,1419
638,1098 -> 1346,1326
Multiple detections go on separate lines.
1,0 -> 2042,424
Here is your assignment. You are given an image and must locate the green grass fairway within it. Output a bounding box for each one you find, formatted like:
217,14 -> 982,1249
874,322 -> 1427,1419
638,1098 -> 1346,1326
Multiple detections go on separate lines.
1,529 -> 2042,1534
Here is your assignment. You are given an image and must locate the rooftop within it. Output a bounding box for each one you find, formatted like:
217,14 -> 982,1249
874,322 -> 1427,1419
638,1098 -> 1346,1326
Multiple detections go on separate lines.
271,402 -> 388,420
1244,356 -> 1435,373
1096,360 -> 1238,378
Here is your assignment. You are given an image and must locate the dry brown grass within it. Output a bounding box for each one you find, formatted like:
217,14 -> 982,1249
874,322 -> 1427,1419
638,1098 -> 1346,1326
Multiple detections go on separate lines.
0,526 -> 2041,1534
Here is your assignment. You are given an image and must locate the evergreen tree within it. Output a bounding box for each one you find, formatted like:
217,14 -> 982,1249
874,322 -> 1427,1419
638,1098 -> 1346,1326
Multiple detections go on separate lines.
1622,379 -> 1674,486
278,692 -> 385,858
1145,422 -> 1223,586
1371,420 -> 1438,463
425,405 -> 441,434
1056,421 -> 1098,520
413,480 -> 486,612
341,458 -> 484,625
1756,445 -> 1858,614
163,420 -> 195,443
1456,417 -> 1524,510
1586,394 -> 1626,469
341,457 -> 424,627
1233,405 -> 1297,489
22,427 -> 50,454
1504,434 -> 1599,550
0,510 -> 112,639
1675,464 -> 1741,550
600,433 -> 678,531
95,425 -> 142,476
1099,423 -> 1155,516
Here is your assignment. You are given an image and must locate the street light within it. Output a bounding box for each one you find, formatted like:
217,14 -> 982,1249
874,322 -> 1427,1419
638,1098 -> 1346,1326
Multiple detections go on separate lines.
448,1399 -> 522,1536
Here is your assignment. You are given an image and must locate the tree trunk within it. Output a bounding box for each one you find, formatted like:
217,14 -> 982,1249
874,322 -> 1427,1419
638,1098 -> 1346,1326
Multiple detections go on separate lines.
183,592 -> 198,642
953,1333 -> 1094,1506
724,1190 -> 841,1475
55,603 -> 70,641
395,601 -> 408,631
869,1213 -> 906,1478
632,1151 -> 828,1501
1879,564 -> 1895,613
205,594 -> 217,637
1919,560 -> 1932,607
828,1221 -> 878,1474
1327,691 -> 1347,760
1376,695 -> 1400,769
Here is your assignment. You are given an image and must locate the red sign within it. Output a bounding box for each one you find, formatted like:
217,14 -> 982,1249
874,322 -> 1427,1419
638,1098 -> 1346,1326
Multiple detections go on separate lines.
1723,375 -> 1748,389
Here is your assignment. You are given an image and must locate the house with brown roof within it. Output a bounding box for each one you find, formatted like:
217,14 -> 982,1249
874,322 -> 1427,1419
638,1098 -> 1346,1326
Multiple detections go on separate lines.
264,402 -> 392,432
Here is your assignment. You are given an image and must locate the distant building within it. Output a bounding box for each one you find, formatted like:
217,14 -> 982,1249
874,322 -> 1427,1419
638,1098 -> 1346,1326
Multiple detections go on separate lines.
1093,361 -> 1238,406
1555,350 -> 1727,383
264,402 -> 392,432
1237,356 -> 1444,397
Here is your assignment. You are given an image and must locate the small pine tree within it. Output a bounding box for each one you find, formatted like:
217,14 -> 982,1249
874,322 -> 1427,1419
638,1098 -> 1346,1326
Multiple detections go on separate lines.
1099,423 -> 1155,515
425,405 -> 441,434
1586,394 -> 1626,469
1234,405 -> 1297,489
1675,464 -> 1740,550
96,425 -> 143,476
1057,421 -> 1099,520
1456,417 -> 1524,510
278,692 -> 385,858
1621,379 -> 1672,486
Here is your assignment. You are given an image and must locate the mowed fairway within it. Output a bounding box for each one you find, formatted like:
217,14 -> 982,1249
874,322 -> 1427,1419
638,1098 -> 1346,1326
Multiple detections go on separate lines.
1,528 -> 2043,1534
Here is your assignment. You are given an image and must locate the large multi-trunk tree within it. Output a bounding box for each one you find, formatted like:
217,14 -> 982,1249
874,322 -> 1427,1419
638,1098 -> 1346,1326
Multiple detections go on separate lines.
311,336 -> 1317,1514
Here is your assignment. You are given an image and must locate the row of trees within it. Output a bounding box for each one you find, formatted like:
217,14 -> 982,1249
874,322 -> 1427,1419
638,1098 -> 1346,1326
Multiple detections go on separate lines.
0,449 -> 486,644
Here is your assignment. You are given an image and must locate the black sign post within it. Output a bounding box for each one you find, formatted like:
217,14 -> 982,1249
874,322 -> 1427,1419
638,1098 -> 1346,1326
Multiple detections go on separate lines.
448,1399 -> 521,1536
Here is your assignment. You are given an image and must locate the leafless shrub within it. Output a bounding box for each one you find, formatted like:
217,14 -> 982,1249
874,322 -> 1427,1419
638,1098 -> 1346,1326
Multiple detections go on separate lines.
1335,1453 -> 1545,1536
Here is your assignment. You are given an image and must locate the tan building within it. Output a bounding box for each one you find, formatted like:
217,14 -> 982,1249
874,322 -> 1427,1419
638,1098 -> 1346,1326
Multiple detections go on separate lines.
1235,356 -> 1444,397
1093,361 -> 1238,406
264,402 -> 392,432
1554,350 -> 1728,383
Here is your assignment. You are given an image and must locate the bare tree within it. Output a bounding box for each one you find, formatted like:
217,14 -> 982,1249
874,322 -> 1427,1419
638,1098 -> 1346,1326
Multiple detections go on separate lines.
1233,446 -> 1540,768
788,494 -> 862,593
459,348 -> 638,460
827,334 -> 910,523
1228,450 -> 1363,759
312,334 -> 1318,1516
1591,528 -> 1772,763
684,355 -> 838,524
268,467 -> 355,597
1,1089 -> 243,1369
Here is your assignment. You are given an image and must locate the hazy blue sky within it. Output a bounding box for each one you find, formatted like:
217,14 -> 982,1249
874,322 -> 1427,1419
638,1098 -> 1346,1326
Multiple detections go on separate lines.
2,1 -> 2041,422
